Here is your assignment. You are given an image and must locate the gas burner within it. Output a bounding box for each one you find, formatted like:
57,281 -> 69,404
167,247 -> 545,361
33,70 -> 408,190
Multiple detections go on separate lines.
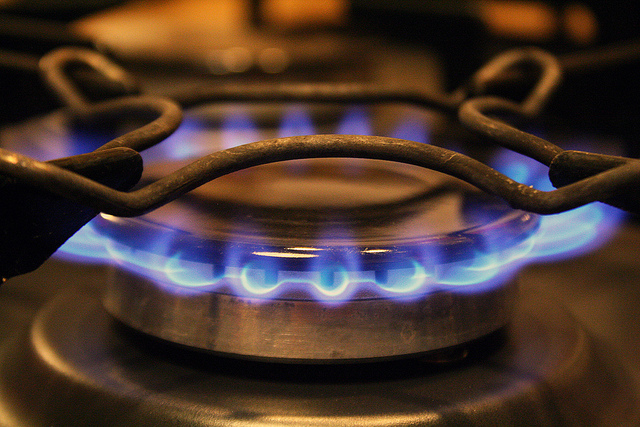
45,101 -> 619,362
96,157 -> 536,361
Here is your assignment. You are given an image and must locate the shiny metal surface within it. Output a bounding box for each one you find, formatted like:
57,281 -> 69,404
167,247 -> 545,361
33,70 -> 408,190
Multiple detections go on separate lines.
104,269 -> 518,361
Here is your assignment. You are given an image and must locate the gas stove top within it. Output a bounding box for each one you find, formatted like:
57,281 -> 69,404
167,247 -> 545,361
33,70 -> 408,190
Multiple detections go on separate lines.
2,5 -> 640,424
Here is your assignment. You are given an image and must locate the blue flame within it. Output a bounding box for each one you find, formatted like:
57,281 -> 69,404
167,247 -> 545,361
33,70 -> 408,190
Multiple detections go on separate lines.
141,117 -> 212,161
58,191 -> 620,301
222,110 -> 260,149
279,106 -> 315,137
491,149 -> 623,260
376,261 -> 432,294
390,117 -> 430,144
336,106 -> 372,135
55,108 -> 624,302
54,222 -> 113,262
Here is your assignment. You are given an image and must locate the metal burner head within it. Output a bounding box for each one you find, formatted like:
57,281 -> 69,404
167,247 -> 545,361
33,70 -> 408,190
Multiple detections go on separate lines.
97,157 -> 538,362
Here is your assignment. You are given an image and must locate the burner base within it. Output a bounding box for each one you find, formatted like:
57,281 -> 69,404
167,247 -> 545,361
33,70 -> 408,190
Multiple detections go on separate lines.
105,270 -> 518,362
0,290 -> 637,426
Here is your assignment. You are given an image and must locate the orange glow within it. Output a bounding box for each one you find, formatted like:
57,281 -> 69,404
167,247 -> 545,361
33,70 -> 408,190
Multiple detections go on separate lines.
563,3 -> 598,45
260,0 -> 348,29
480,0 -> 558,41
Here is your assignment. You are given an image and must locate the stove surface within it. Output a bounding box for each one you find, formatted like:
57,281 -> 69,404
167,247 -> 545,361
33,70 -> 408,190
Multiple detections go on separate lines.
0,287 -> 636,426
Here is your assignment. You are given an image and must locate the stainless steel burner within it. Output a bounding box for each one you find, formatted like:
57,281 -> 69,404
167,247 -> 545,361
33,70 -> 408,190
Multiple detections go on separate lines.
105,270 -> 517,361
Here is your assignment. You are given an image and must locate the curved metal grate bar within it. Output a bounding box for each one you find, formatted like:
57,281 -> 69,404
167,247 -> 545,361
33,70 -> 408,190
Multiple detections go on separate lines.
2,46 -> 639,218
